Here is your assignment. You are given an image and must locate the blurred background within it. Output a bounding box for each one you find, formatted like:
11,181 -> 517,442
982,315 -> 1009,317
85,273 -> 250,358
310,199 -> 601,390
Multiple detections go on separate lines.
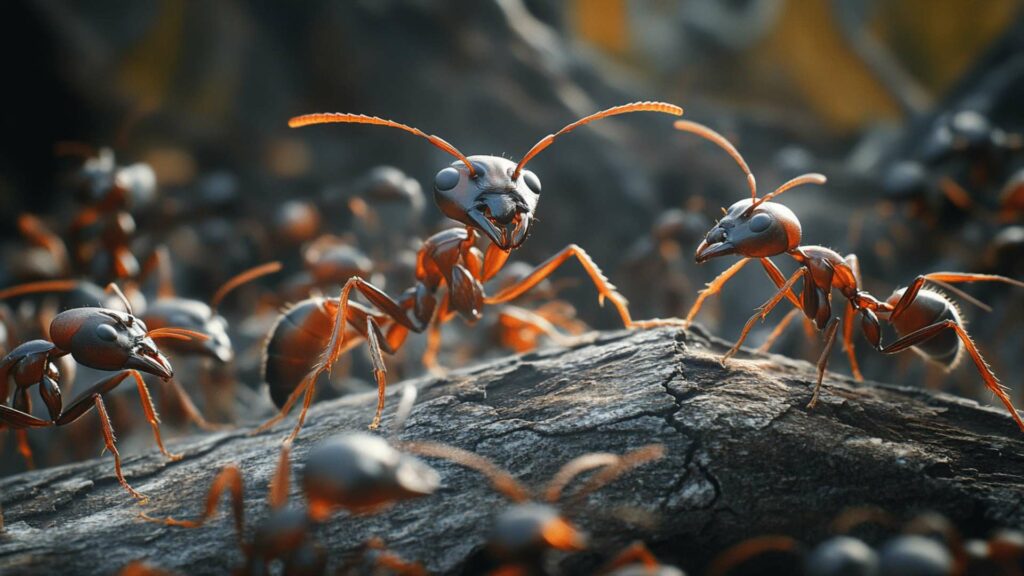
0,0 -> 1023,481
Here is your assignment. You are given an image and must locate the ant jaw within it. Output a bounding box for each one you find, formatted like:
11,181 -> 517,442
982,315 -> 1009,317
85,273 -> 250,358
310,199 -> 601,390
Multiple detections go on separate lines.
468,209 -> 532,251
126,347 -> 173,379
695,239 -> 736,263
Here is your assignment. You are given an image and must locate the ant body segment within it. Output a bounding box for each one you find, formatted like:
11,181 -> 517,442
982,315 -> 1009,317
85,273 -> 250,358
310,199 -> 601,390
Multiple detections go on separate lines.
677,120 -> 1024,430
261,102 -> 684,438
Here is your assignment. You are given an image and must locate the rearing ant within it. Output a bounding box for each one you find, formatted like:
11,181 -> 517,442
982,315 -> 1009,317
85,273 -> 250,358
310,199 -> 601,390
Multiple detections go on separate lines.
261,102 -> 684,439
677,119 -> 1024,431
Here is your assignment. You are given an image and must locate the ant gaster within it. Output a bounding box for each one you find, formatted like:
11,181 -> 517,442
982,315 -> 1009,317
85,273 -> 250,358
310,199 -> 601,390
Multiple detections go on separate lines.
0,284 -> 207,499
262,102 -> 684,438
677,120 -> 1024,430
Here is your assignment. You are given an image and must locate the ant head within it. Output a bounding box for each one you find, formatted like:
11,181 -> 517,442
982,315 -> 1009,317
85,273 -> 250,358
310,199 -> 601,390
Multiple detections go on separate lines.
49,307 -> 173,379
434,156 -> 540,251
696,199 -> 801,263
673,120 -> 823,264
302,433 -> 440,521
490,503 -> 587,559
288,103 -> 683,251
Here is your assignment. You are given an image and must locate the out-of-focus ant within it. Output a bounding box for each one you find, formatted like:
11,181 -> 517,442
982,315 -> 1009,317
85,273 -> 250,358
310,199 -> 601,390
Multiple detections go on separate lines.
139,252 -> 281,428
677,119 -> 1024,431
261,102 -> 684,437
142,428 -> 439,575
0,283 -> 207,499
595,541 -> 685,576
405,441 -> 664,575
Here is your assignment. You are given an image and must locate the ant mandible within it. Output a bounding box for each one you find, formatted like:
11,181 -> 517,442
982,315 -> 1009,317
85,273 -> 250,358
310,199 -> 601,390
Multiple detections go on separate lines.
261,102 -> 684,438
0,283 -> 207,499
677,119 -> 1024,431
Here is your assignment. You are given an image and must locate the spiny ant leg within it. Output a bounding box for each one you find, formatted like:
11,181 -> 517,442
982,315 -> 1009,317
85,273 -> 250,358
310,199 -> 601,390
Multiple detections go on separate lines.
723,268 -> 807,364
130,371 -> 182,461
140,465 -> 245,546
842,300 -> 863,381
684,258 -> 752,325
485,244 -> 642,328
94,395 -> 146,501
890,272 -> 1024,320
808,317 -> 841,409
876,319 -> 1024,431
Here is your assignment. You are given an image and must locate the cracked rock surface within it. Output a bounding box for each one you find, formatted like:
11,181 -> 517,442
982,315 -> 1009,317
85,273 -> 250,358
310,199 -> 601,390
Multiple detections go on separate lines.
1,326 -> 1023,575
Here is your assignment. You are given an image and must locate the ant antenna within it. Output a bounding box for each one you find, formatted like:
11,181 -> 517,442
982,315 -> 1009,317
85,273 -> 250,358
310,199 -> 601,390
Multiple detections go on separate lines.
146,327 -> 210,342
0,280 -> 78,301
390,382 -> 417,438
513,102 -> 683,180
106,283 -> 134,317
674,120 -> 757,199
209,262 -> 282,314
288,113 -> 478,178
401,441 -> 530,503
543,452 -> 621,503
750,173 -> 827,209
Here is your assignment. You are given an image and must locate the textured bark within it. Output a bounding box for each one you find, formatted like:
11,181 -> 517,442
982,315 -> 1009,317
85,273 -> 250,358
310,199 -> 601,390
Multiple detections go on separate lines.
1,326 -> 1023,575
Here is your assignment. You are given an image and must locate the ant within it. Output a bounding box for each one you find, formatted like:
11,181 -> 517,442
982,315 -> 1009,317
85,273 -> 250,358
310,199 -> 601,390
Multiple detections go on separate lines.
139,251 -> 282,428
404,440 -> 664,575
141,430 -> 440,575
261,102 -> 684,437
595,541 -> 684,576
0,283 -> 207,499
676,119 -> 1024,430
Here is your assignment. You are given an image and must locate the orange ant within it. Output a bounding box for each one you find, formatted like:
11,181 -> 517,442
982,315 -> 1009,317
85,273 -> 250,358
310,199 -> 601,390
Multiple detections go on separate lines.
677,120 -> 1024,430
261,102 -> 684,438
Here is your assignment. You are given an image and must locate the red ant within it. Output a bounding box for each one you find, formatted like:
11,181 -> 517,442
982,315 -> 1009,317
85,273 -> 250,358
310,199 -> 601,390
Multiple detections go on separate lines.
0,283 -> 207,499
261,102 -> 684,437
676,119 -> 1024,430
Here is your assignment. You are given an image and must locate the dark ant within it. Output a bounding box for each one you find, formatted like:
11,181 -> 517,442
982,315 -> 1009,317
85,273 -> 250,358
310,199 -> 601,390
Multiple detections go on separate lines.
141,429 -> 439,575
404,440 -> 664,575
260,102 -> 684,437
676,119 -> 1024,430
139,252 -> 282,428
0,283 -> 207,499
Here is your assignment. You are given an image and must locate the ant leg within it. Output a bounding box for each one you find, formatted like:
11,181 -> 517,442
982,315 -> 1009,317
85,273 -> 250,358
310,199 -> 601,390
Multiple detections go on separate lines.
15,429 -> 34,470
683,258 -> 752,325
484,244 -> 668,328
890,273 -> 1024,320
95,395 -> 146,501
722,268 -> 807,364
422,295 -> 453,374
707,535 -> 801,576
842,300 -> 863,381
363,316 -> 394,431
598,541 -> 660,573
140,465 -> 245,545
164,377 -> 224,431
267,442 -> 291,509
129,371 -> 182,461
808,317 -> 841,409
497,306 -> 575,352
17,214 -> 69,275
877,319 -> 1024,431
756,307 -> 802,353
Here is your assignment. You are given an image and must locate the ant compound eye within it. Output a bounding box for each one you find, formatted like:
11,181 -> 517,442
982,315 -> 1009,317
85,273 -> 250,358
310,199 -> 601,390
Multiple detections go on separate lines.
95,323 -> 118,342
749,212 -> 772,233
522,170 -> 541,194
434,167 -> 460,191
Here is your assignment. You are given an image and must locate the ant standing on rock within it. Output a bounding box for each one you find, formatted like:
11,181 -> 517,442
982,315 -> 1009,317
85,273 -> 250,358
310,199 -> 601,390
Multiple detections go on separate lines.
677,120 -> 1024,430
261,102 -> 685,438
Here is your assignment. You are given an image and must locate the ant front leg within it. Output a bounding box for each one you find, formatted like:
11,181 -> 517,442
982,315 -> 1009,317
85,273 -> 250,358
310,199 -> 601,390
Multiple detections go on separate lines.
685,257 -> 803,326
56,370 -> 180,499
140,464 -> 246,544
484,244 -> 678,329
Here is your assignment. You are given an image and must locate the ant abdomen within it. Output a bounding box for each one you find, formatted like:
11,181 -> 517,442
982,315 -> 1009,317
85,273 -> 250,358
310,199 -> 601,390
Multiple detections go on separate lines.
263,298 -> 334,408
887,288 -> 963,368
